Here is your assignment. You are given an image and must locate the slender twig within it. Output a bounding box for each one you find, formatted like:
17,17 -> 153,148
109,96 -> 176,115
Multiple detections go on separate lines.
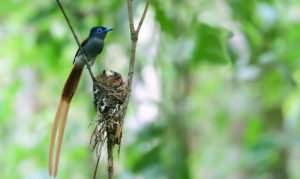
127,0 -> 135,38
126,0 -> 151,98
93,155 -> 100,179
107,133 -> 114,179
55,0 -> 96,81
136,0 -> 151,35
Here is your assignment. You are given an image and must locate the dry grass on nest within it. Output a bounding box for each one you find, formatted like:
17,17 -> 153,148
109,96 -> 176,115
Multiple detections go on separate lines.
90,70 -> 128,160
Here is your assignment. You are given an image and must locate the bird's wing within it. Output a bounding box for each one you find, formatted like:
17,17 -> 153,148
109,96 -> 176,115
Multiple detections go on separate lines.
73,37 -> 89,64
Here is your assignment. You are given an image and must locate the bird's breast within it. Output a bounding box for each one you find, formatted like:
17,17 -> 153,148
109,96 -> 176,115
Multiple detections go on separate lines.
84,37 -> 104,58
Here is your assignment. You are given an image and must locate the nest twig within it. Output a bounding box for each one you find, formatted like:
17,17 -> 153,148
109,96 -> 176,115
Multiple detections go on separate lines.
90,70 -> 128,179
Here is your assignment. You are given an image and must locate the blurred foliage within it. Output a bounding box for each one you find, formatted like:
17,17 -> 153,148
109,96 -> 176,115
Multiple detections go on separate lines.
1,0 -> 300,179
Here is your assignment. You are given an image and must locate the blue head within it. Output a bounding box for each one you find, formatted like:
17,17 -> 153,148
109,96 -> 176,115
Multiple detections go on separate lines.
89,26 -> 113,39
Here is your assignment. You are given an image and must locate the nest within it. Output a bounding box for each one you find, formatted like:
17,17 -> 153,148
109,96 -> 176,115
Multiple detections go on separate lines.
90,70 -> 128,158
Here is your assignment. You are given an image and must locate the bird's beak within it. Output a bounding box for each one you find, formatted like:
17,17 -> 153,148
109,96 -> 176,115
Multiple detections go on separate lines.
104,27 -> 113,32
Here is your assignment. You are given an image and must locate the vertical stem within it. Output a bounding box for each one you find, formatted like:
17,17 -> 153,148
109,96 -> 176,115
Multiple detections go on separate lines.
107,134 -> 114,179
126,0 -> 151,90
127,41 -> 137,91
93,156 -> 100,179
127,0 -> 135,35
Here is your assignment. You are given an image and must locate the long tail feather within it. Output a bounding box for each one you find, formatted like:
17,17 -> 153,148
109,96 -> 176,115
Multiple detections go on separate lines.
53,100 -> 70,177
48,101 -> 64,175
49,65 -> 84,177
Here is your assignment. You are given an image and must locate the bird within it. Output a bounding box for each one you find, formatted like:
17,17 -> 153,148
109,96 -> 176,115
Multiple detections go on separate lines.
48,26 -> 113,177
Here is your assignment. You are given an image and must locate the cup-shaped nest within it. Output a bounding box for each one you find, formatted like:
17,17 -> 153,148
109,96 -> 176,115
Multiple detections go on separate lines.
91,70 -> 128,156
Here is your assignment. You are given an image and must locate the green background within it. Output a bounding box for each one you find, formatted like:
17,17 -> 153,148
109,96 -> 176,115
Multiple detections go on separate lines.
1,0 -> 300,178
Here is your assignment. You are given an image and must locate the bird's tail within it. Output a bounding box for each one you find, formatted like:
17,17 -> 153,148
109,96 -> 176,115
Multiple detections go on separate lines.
48,65 -> 84,177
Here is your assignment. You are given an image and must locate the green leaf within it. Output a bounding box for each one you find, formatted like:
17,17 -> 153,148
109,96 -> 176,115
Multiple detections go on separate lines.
131,143 -> 162,172
152,0 -> 176,36
191,23 -> 231,65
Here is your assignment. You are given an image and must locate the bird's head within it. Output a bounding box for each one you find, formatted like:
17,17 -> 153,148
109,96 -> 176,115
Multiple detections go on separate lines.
89,26 -> 113,39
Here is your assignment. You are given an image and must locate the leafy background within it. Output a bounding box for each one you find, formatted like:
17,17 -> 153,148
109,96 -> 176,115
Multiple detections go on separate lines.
1,0 -> 300,178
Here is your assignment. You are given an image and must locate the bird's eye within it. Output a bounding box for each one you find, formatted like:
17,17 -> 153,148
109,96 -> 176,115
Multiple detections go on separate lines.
97,28 -> 103,33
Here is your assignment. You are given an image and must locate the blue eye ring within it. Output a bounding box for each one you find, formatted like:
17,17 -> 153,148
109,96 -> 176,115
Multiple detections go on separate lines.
97,28 -> 103,33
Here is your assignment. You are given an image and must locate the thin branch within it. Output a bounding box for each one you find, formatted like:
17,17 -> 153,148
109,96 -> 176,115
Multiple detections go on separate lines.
127,42 -> 137,89
107,135 -> 114,179
93,155 -> 100,179
127,0 -> 135,38
55,0 -> 96,82
136,0 -> 151,35
126,0 -> 151,92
